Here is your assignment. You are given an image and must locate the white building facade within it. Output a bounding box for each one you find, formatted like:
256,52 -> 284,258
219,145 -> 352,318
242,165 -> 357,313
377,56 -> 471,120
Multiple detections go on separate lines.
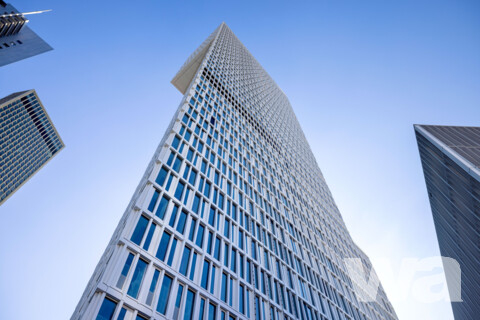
72,23 -> 397,320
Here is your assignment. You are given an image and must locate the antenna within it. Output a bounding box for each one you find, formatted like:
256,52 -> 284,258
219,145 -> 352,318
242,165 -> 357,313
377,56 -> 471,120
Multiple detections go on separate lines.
0,9 -> 51,18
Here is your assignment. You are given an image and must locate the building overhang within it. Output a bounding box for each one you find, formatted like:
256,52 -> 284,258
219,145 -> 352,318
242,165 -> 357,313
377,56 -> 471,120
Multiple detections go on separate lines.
171,23 -> 223,94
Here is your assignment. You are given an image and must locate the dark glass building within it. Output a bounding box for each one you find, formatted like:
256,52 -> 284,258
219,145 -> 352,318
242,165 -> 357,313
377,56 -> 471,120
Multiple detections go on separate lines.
0,90 -> 64,205
415,124 -> 480,319
0,1 -> 52,67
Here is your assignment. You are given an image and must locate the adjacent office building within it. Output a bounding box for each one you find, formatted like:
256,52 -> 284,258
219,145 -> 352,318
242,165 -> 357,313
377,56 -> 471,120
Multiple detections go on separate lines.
73,23 -> 397,320
415,124 -> 480,319
0,90 -> 64,205
0,1 -> 52,67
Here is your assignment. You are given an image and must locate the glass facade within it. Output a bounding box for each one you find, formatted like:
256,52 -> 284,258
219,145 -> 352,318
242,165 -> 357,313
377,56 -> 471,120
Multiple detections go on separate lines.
415,124 -> 480,320
0,90 -> 64,205
72,23 -> 396,320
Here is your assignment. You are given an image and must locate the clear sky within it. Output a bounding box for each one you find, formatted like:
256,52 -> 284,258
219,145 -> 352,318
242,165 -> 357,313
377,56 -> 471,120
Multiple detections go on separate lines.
1,1 -> 479,319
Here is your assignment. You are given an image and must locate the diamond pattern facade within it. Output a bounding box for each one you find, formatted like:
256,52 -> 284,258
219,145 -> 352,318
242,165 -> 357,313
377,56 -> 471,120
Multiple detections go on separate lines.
72,23 -> 396,320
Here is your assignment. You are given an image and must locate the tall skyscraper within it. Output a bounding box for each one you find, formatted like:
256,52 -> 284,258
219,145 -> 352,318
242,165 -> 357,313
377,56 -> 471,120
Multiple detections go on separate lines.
415,124 -> 480,319
0,90 -> 64,205
0,1 -> 52,67
73,23 -> 396,320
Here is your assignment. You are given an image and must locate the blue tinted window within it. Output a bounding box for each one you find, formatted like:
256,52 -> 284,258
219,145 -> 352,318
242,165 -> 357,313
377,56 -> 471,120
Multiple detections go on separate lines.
195,224 -> 205,248
146,269 -> 160,306
208,208 -> 215,227
189,170 -> 197,185
176,211 -> 188,234
199,299 -> 205,320
255,296 -> 260,320
204,181 -> 211,198
239,230 -> 244,250
224,219 -> 230,238
206,231 -> 213,254
184,187 -> 190,204
200,199 -> 206,218
232,204 -> 237,220
240,255 -> 244,279
174,284 -> 184,317
223,243 -> 229,267
192,195 -> 200,213
157,275 -> 173,314
188,218 -> 197,241
131,216 -> 149,245
148,190 -> 160,212
142,223 -> 156,251
183,164 -> 191,179
184,130 -> 191,142
184,290 -> 195,320
117,308 -> 127,320
212,190 -> 218,205
172,136 -> 180,149
201,260 -> 210,289
210,266 -> 216,294
218,193 -> 224,209
175,181 -> 185,200
117,253 -> 134,288
229,277 -> 233,306
214,237 -> 221,260
167,238 -> 178,266
96,298 -> 117,320
189,252 -> 197,280
156,167 -> 169,186
156,232 -> 171,261
167,152 -> 175,166
173,157 -> 182,173
208,303 -> 216,320
246,291 -> 251,317
179,246 -> 191,276
231,249 -> 236,272
169,205 -> 179,227
155,196 -> 169,219
127,258 -> 148,298
165,175 -> 174,190
239,285 -> 245,314
187,148 -> 194,162
221,273 -> 227,302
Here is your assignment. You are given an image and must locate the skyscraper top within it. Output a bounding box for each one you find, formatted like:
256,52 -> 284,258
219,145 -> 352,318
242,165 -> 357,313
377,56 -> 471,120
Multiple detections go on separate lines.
0,2 -> 52,67
0,89 -> 64,205
415,124 -> 480,182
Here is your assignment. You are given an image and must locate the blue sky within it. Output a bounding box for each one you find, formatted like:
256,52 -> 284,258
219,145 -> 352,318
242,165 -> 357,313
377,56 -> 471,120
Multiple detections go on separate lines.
1,0 -> 479,319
